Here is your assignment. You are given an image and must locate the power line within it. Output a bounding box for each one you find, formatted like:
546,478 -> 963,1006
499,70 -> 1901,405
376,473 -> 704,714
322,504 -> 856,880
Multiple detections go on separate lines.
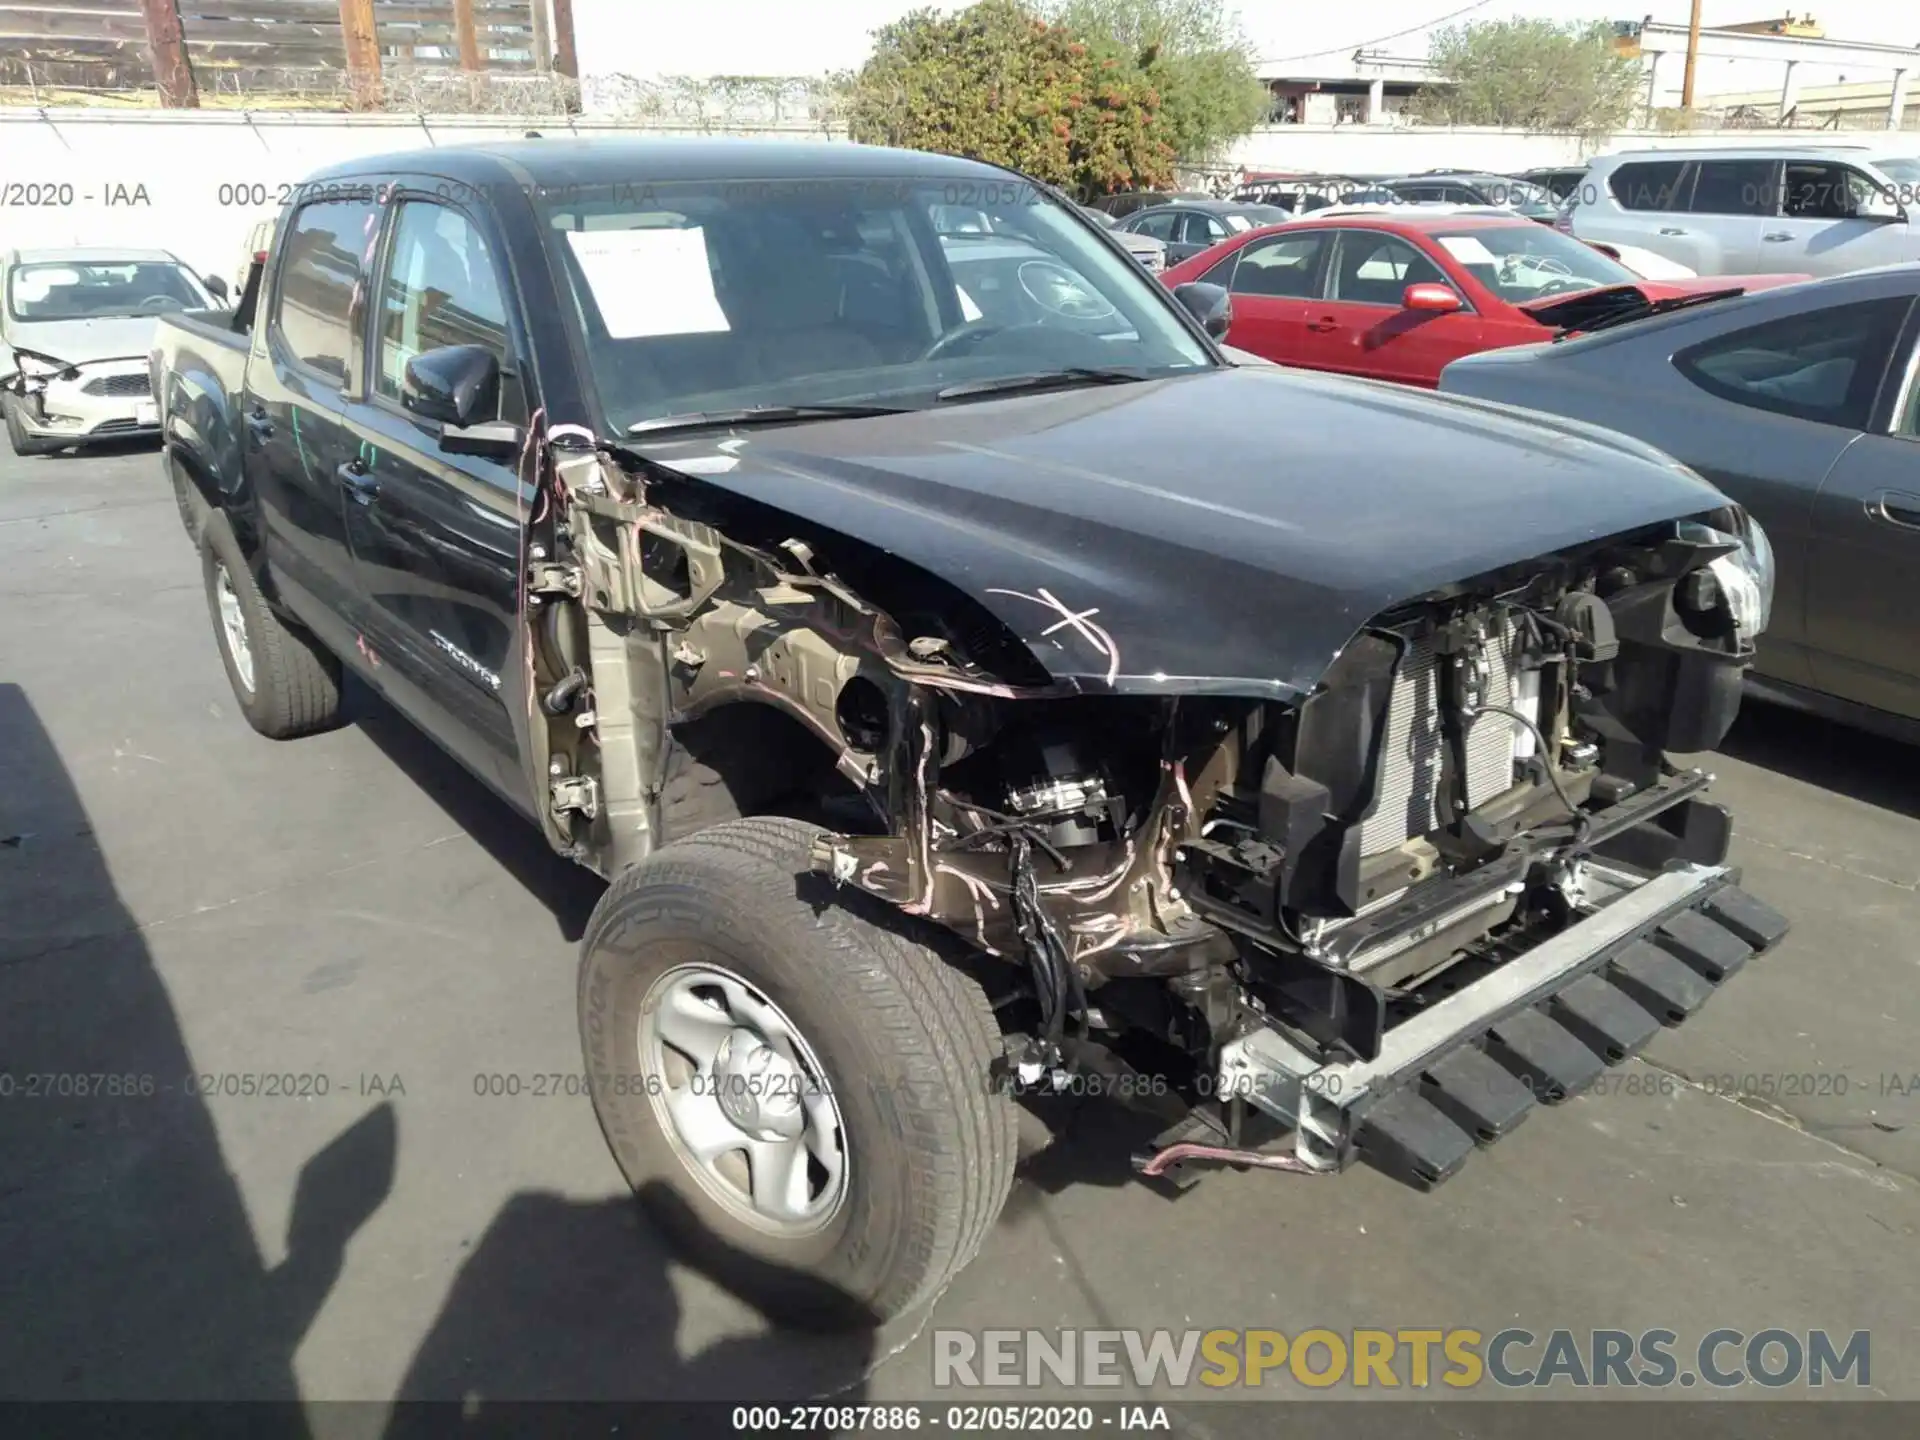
1255,0 -> 1501,66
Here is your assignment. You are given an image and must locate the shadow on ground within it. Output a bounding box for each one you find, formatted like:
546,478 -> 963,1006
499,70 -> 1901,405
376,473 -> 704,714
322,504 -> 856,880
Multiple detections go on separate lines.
1718,698 -> 1920,821
347,676 -> 605,943
0,681 -> 878,1429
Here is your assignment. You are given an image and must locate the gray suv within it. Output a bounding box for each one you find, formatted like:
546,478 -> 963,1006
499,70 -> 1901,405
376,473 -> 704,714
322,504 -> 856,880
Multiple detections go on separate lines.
1569,146 -> 1920,277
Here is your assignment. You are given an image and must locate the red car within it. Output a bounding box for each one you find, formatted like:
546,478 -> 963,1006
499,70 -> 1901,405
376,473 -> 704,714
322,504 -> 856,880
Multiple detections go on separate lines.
1161,212 -> 1812,388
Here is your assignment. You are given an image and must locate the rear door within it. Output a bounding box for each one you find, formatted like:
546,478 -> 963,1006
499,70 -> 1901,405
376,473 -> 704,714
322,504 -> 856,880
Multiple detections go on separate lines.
247,192 -> 384,653
339,191 -> 534,802
1765,161 -> 1919,277
1166,211 -> 1223,266
1307,229 -> 1487,386
1583,159 -> 1703,269
1207,229 -> 1329,363
1681,157 -> 1775,273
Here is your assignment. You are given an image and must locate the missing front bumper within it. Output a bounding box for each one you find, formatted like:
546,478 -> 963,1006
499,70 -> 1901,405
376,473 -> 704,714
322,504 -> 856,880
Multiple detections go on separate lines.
1214,860 -> 1789,1188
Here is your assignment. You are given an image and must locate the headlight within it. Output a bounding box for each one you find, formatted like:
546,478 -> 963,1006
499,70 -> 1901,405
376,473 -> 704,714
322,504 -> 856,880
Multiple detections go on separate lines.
12,351 -> 73,384
1677,514 -> 1774,640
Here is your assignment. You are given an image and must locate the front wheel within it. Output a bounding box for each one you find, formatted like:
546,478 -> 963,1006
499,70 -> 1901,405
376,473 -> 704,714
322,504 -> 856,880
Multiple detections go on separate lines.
199,511 -> 343,738
579,817 -> 1016,1326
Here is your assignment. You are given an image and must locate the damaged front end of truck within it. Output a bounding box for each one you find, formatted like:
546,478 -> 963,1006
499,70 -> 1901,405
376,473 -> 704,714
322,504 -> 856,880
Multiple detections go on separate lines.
516,421 -> 1788,1191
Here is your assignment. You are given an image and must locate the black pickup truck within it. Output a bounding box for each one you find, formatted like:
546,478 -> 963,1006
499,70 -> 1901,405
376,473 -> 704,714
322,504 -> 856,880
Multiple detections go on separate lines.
155,138 -> 1788,1326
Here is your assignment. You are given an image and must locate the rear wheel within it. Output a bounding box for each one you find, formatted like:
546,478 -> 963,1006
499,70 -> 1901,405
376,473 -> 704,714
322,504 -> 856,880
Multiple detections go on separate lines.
579,817 -> 1016,1325
199,510 -> 343,738
3,392 -> 63,457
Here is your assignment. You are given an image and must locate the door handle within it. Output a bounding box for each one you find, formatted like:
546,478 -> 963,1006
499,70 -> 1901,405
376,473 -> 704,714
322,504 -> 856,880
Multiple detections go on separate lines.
1762,232 -> 1793,242
1658,227 -> 1687,236
1306,316 -> 1341,332
337,459 -> 379,506
1872,490 -> 1920,531
244,406 -> 273,440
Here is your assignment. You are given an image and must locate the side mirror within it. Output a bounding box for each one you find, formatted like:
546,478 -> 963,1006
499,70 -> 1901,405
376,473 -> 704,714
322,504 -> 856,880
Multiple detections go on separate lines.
203,274 -> 230,303
1172,281 -> 1233,339
1403,282 -> 1463,314
402,344 -> 499,430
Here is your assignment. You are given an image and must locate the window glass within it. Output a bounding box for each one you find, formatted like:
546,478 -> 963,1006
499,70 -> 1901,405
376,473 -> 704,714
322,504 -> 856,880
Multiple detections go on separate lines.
1231,233 -> 1326,298
1781,163 -> 1882,219
1330,233 -> 1448,305
1674,298 -> 1908,430
1197,252 -> 1239,288
1129,210 -> 1179,241
1431,226 -> 1635,303
375,201 -> 513,412
6,259 -> 207,322
1688,159 -> 1778,216
1609,161 -> 1691,212
274,198 -> 381,385
540,178 -> 1211,434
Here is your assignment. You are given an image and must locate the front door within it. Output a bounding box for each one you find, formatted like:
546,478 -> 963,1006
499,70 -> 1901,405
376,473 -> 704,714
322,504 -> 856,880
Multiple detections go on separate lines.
1766,162 -> 1920,277
340,194 -> 534,806
1804,315 -> 1920,721
1307,230 -> 1487,387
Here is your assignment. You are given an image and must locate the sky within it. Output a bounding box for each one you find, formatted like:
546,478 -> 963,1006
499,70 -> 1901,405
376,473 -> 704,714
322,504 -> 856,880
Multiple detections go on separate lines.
574,1 -> 1920,84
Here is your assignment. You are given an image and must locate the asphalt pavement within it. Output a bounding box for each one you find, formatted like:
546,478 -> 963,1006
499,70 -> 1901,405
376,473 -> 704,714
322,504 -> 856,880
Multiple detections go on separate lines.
2,440 -> 1916,1430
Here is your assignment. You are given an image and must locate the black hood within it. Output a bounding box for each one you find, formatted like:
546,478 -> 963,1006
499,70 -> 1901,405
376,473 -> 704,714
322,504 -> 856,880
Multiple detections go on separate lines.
632,367 -> 1729,700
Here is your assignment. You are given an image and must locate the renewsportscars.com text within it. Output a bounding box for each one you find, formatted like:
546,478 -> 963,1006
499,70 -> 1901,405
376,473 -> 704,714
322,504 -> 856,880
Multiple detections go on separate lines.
933,1327 -> 1871,1390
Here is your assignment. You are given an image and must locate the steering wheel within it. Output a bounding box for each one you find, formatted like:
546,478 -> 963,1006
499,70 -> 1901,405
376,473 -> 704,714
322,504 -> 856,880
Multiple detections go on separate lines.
921,321 -> 1064,362
136,294 -> 186,312
1529,275 -> 1591,298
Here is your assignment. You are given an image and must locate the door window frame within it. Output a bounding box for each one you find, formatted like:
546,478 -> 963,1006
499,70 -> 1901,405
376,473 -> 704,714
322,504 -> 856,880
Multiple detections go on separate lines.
268,190 -> 385,394
1324,228 -> 1475,312
1225,229 -> 1333,300
360,189 -> 536,440
1671,295 -> 1914,431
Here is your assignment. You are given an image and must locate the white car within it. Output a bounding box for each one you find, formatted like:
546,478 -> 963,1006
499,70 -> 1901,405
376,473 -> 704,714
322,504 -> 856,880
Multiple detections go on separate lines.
1570,146 -> 1920,278
3,248 -> 224,457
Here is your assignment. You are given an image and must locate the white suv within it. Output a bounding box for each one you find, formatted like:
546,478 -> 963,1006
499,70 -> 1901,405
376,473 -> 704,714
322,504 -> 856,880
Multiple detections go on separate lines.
1567,146 -> 1920,277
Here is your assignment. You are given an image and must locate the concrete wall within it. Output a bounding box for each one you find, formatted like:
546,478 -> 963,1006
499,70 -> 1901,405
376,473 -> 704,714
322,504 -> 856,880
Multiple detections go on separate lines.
1,108 -> 1909,286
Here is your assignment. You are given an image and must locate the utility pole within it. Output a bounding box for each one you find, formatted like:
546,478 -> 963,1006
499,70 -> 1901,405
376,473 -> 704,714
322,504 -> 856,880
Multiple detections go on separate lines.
551,0 -> 578,79
1681,0 -> 1703,111
453,0 -> 484,71
338,0 -> 383,109
138,0 -> 199,108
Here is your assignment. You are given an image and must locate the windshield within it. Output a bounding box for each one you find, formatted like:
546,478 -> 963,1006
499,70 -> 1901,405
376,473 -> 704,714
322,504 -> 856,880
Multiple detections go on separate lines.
6,259 -> 208,323
1430,226 -> 1639,303
540,177 -> 1215,434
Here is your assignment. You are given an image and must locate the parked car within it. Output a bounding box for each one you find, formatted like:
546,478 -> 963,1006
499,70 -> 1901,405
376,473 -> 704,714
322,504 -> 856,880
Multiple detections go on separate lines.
1379,172 -> 1562,222
3,247 -> 226,456
1516,166 -> 1590,204
1569,146 -> 1920,278
1232,175 -> 1382,211
1159,210 -> 1809,387
1441,263 -> 1920,743
1087,189 -> 1212,219
1073,204 -> 1167,271
1117,199 -> 1293,264
1294,203 -> 1704,281
156,136 -> 1785,1326
235,216 -> 275,298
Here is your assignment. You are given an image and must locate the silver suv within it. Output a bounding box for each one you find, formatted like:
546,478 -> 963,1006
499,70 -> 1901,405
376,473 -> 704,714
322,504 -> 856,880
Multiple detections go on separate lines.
1567,146 -> 1920,277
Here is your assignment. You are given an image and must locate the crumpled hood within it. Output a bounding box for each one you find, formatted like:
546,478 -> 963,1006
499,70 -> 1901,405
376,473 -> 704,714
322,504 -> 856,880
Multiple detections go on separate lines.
5,315 -> 163,370
633,366 -> 1730,699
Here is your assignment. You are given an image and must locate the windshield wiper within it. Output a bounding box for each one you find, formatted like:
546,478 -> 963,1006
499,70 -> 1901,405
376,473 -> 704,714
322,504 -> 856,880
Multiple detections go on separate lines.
933,367 -> 1152,402
625,402 -> 916,436
1552,287 -> 1746,342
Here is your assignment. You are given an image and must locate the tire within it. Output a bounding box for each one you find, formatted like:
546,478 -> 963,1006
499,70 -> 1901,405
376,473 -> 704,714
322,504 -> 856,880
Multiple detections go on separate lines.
199,510 -> 343,738
579,816 -> 1016,1326
3,392 -> 63,457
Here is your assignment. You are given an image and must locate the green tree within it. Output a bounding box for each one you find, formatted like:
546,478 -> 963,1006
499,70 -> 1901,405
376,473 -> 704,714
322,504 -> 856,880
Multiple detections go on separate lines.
1044,0 -> 1270,164
1410,19 -> 1642,138
844,0 -> 1175,196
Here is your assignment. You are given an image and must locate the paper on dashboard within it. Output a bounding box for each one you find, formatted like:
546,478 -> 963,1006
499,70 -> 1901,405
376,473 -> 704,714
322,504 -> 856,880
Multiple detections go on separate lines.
564,227 -> 731,338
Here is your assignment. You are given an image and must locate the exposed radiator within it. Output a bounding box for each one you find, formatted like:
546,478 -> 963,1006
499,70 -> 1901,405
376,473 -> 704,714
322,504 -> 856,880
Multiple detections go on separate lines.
1359,617 -> 1525,856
